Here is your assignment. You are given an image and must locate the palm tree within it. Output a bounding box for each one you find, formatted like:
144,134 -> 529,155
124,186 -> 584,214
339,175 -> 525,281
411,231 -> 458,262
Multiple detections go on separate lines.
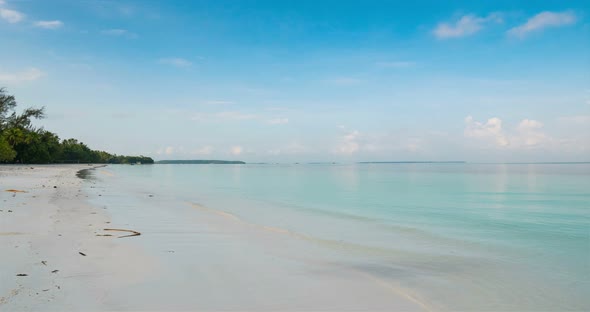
3,127 -> 23,146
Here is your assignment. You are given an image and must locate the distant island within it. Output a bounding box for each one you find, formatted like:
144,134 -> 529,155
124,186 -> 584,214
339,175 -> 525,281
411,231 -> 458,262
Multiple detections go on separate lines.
358,161 -> 466,164
157,160 -> 246,164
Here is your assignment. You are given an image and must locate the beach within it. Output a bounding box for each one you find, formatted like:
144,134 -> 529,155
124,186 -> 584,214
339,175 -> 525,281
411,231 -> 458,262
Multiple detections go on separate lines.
0,165 -> 155,311
0,165 -> 431,311
1,164 -> 588,311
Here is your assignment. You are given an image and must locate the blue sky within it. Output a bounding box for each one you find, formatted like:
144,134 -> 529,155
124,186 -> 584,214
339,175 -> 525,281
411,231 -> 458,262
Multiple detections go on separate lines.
0,0 -> 588,162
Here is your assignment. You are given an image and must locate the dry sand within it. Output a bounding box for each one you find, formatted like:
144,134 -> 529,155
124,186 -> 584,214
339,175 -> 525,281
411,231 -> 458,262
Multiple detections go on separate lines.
0,165 -> 155,311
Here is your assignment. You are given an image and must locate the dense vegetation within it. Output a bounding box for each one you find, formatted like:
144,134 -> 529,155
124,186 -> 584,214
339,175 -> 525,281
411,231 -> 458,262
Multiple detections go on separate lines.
0,88 -> 153,164
156,160 -> 245,164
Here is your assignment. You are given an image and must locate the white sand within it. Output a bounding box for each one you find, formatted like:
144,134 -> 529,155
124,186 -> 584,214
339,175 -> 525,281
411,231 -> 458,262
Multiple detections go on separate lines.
0,165 -> 430,311
0,165 -> 155,311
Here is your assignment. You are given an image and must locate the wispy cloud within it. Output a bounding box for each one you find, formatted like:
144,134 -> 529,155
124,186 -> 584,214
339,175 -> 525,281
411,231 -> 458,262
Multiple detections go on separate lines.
101,28 -> 138,38
0,7 -> 25,23
159,58 -> 192,68
464,116 -> 508,146
34,20 -> 63,29
515,119 -> 548,147
464,116 -> 550,148
433,13 -> 502,39
375,61 -> 415,68
267,118 -> 289,125
335,129 -> 361,155
0,67 -> 45,83
508,11 -> 576,38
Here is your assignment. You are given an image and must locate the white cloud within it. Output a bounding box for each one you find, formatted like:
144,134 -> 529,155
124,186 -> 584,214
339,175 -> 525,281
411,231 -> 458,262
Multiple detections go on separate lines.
517,119 -> 543,131
159,58 -> 192,68
0,67 -> 45,83
230,146 -> 243,156
515,119 -> 548,146
0,7 -> 25,23
465,116 -> 550,148
433,13 -> 502,39
464,116 -> 509,146
267,118 -> 289,125
335,130 -> 361,155
508,11 -> 576,37
34,20 -> 63,29
35,20 -> 63,30
101,28 -> 137,38
375,61 -> 415,68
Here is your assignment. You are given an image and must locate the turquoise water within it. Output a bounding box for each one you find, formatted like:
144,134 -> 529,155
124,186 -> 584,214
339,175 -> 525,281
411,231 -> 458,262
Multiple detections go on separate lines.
87,163 -> 590,311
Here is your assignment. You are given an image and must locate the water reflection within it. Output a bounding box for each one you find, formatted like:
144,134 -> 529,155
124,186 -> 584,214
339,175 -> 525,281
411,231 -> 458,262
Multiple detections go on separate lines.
76,168 -> 96,180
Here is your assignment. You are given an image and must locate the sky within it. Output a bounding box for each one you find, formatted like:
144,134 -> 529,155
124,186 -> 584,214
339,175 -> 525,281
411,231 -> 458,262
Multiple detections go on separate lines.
0,0 -> 588,162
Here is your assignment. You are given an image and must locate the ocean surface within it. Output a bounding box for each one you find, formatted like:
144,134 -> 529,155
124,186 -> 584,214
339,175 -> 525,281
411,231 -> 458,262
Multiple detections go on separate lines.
84,163 -> 590,311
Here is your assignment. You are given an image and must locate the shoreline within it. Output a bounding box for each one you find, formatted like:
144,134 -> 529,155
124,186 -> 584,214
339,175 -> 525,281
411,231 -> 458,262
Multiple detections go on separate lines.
0,165 -> 155,311
1,165 -> 431,311
5,164 -> 586,311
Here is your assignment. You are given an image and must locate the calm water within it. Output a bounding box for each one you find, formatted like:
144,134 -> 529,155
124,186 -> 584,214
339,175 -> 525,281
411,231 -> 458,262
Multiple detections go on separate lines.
86,163 -> 590,311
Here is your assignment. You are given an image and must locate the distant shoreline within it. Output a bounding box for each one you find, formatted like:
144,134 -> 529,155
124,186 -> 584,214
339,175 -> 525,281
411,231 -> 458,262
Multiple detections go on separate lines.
2,161 -> 588,166
358,161 -> 466,164
156,160 -> 245,164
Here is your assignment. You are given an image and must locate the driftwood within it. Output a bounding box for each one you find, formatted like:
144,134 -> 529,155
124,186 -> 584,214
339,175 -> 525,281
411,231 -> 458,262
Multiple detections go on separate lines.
5,189 -> 27,193
103,228 -> 141,238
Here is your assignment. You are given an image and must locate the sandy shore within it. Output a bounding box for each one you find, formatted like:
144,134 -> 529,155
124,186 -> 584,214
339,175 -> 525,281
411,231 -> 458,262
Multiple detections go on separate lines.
1,165 -> 432,312
0,165 -> 154,311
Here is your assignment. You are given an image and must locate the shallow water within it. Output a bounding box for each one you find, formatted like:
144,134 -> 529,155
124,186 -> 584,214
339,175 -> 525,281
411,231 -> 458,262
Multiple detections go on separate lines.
85,163 -> 590,311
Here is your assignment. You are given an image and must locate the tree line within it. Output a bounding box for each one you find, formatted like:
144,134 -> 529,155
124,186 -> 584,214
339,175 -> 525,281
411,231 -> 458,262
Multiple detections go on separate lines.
0,88 -> 153,164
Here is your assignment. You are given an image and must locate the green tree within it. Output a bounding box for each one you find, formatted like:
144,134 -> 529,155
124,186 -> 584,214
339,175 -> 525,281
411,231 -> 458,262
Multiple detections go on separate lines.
0,88 -> 45,131
3,127 -> 25,146
0,88 -> 154,164
16,130 -> 63,163
0,136 -> 16,161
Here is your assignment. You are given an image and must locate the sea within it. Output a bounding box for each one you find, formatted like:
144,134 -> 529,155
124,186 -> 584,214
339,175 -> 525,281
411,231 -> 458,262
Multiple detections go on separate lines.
83,163 -> 590,311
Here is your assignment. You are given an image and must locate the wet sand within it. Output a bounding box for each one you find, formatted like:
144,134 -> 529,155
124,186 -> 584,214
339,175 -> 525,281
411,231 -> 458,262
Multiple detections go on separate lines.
0,165 -> 430,311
